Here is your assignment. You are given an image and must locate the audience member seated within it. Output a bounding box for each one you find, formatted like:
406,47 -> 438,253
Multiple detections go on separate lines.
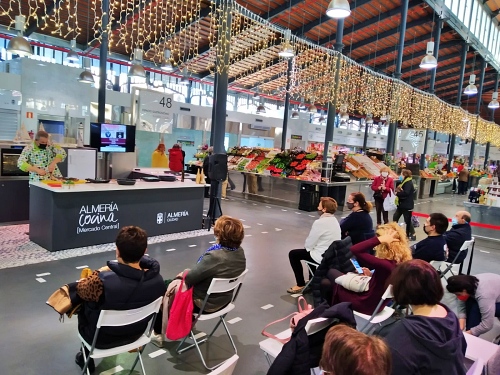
322,222 -> 412,315
375,260 -> 467,375
340,192 -> 374,245
74,226 -> 167,373
447,274 -> 500,337
445,210 -> 472,263
320,324 -> 392,375
311,237 -> 356,306
411,213 -> 448,262
287,197 -> 341,294
152,215 -> 246,345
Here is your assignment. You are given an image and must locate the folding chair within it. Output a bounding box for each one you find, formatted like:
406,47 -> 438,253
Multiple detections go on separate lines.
353,285 -> 395,333
466,358 -> 484,375
78,296 -> 163,375
176,269 -> 248,370
303,260 -> 320,292
259,317 -> 336,374
432,238 -> 475,280
208,354 -> 239,375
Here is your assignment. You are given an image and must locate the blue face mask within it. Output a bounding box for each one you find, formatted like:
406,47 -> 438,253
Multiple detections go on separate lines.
451,218 -> 458,226
399,175 -> 403,181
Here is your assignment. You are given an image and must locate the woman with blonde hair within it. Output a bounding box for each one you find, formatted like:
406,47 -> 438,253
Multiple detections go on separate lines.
371,166 -> 394,225
321,325 -> 392,375
151,143 -> 168,168
322,222 -> 412,315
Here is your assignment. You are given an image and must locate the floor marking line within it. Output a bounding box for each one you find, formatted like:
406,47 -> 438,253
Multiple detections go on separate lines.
275,228 -> 282,231
227,317 -> 242,324
36,272 -> 51,277
261,304 -> 274,310
188,245 -> 197,248
257,223 -> 263,225
290,294 -> 301,298
209,241 -> 216,244
479,250 -> 490,254
245,234 -> 253,237
75,265 -> 89,269
36,278 -> 46,283
166,248 -> 176,252
261,231 -> 268,234
148,349 -> 166,358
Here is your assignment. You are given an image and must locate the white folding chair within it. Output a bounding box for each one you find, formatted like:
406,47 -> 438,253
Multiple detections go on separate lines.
176,269 -> 248,370
354,285 -> 395,333
466,358 -> 484,375
208,354 -> 239,375
78,296 -> 163,375
259,317 -> 336,374
432,238 -> 475,280
464,332 -> 500,374
303,260 -> 320,292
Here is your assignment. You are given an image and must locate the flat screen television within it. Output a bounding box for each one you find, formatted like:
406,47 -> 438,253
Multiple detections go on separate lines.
90,123 -> 136,153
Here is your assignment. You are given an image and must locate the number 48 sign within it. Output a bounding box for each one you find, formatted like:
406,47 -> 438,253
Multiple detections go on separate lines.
136,89 -> 178,133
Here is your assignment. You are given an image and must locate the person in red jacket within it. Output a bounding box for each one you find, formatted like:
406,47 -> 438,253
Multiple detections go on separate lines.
371,167 -> 394,226
168,143 -> 184,172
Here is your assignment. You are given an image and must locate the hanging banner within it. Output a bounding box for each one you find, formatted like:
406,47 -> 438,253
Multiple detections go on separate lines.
136,89 -> 178,133
398,129 -> 426,154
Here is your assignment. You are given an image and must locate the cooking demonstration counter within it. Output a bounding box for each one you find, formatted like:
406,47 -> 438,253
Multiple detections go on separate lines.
29,180 -> 205,251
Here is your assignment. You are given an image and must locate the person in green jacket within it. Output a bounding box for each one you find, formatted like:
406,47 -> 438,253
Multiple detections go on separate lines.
17,130 -> 67,181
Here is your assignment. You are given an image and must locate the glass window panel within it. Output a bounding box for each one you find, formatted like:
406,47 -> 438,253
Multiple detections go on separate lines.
470,1 -> 478,35
445,0 -> 453,10
452,0 -> 459,17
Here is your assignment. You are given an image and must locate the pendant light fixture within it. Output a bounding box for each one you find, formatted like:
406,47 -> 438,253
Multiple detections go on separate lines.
291,104 -> 300,119
489,92 -> 499,109
179,67 -> 190,85
128,48 -> 146,81
326,0 -> 351,19
278,30 -> 295,58
419,41 -> 438,70
78,57 -> 94,84
7,15 -> 32,57
464,74 -> 478,96
307,99 -> 317,114
65,39 -> 79,63
161,49 -> 173,72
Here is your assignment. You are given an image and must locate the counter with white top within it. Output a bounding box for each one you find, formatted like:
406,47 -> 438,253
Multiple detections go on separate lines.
29,180 -> 205,251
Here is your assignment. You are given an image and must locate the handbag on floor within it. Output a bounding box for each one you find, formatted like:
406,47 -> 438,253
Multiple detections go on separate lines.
411,215 -> 420,228
261,296 -> 314,344
166,273 -> 194,340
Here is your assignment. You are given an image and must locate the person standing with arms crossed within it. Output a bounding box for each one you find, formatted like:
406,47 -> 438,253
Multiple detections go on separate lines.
17,130 -> 66,181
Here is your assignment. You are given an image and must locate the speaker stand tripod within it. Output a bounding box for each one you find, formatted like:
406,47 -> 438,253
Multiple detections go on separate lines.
205,180 -> 222,230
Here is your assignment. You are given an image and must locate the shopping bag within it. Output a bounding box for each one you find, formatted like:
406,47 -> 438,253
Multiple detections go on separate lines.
411,215 -> 420,228
383,191 -> 397,211
166,273 -> 194,340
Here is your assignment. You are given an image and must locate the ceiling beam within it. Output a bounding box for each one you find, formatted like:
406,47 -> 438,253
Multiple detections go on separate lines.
262,0 -> 303,20
405,57 -> 473,82
25,0 -> 60,37
357,27 -> 453,65
399,44 -> 465,74
440,82 -> 496,100
292,0 -> 373,38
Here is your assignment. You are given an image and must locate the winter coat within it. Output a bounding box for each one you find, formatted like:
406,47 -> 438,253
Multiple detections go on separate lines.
395,178 -> 415,210
311,237 -> 355,307
266,302 -> 356,375
168,148 -> 184,172
375,304 -> 467,375
371,175 -> 395,200
445,223 -> 472,263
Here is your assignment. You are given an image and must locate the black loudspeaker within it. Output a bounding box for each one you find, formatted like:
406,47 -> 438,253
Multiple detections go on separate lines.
208,153 -> 228,181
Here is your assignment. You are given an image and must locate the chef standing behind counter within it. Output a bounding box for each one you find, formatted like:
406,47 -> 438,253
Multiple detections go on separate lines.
17,130 -> 67,181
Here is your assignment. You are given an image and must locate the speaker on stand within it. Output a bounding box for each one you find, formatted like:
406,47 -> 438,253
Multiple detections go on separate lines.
205,153 -> 228,230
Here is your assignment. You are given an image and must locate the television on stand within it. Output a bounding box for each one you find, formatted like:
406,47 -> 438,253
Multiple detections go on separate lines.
90,123 -> 136,153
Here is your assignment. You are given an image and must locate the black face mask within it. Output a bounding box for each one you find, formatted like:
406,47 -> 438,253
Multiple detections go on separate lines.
346,203 -> 355,210
38,144 -> 47,150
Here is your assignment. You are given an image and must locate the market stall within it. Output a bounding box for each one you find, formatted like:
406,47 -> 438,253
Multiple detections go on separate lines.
29,180 -> 204,251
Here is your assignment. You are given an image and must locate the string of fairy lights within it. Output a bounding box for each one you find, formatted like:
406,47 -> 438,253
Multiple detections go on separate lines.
0,0 -> 499,145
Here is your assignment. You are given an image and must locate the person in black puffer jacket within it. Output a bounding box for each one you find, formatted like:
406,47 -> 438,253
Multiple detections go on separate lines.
311,237 -> 355,307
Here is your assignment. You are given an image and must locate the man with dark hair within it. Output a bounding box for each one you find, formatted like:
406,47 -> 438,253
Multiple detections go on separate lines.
73,226 -> 166,373
445,210 -> 472,264
411,213 -> 448,263
18,130 -> 67,181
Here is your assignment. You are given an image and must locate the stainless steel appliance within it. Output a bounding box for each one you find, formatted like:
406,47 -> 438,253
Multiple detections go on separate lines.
1,147 -> 28,176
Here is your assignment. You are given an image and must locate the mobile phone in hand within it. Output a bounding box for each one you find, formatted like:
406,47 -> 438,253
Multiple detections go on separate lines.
350,258 -> 364,274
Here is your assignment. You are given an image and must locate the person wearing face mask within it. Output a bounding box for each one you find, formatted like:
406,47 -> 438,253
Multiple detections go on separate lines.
340,192 -> 374,245
446,274 -> 500,337
287,197 -> 342,294
17,130 -> 66,181
393,169 -> 416,241
371,167 -> 394,226
410,213 -> 448,263
444,211 -> 472,264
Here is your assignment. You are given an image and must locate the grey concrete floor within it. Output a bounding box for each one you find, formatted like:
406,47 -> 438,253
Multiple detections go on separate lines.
0,192 -> 499,375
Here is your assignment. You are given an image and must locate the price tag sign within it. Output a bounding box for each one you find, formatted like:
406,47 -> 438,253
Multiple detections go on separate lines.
136,89 -> 178,133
